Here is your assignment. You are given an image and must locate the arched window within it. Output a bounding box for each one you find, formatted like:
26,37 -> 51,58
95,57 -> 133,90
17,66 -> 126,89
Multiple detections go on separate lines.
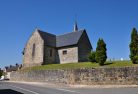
32,44 -> 35,57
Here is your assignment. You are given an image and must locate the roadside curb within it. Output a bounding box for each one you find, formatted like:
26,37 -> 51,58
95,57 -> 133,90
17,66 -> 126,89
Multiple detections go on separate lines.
5,81 -> 138,88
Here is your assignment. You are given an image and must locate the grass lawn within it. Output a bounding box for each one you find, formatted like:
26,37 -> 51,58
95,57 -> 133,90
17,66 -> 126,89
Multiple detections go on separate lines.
21,61 -> 138,71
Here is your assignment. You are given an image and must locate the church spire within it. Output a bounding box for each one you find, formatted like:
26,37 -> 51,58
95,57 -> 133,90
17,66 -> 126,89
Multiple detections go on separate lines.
73,21 -> 78,32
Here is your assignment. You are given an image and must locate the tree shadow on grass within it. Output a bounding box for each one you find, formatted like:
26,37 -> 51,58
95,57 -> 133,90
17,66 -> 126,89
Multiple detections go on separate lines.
0,89 -> 23,94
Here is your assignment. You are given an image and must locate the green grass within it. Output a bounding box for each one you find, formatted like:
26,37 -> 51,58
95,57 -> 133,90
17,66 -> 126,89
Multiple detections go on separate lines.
105,61 -> 135,67
21,61 -> 138,71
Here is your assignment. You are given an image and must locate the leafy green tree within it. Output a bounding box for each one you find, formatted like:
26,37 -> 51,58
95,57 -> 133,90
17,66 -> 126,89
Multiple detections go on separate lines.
129,28 -> 138,64
95,38 -> 107,65
88,51 -> 96,62
0,69 -> 2,78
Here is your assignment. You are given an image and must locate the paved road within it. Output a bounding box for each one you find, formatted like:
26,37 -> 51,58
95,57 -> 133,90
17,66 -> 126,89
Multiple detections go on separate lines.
0,81 -> 138,94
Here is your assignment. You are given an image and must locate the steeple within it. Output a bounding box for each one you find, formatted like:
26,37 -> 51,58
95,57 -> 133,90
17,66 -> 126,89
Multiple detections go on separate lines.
73,21 -> 78,32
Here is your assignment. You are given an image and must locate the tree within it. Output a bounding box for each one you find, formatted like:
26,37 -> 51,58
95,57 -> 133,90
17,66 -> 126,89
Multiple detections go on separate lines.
129,28 -> 138,64
88,51 -> 96,62
95,38 -> 107,65
0,68 -> 2,78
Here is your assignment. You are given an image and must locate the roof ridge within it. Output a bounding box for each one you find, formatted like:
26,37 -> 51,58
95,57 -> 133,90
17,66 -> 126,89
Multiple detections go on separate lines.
37,29 -> 85,37
37,29 -> 56,36
56,29 -> 85,37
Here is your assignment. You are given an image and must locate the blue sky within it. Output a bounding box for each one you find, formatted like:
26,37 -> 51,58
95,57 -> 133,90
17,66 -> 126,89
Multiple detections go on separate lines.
0,0 -> 138,68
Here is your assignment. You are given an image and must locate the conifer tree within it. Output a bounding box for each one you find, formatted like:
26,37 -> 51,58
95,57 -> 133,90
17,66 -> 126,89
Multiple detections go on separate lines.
95,38 -> 107,65
129,28 -> 138,64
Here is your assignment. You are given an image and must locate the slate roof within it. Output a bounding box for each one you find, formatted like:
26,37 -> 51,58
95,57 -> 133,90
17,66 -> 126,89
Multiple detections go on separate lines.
37,29 -> 89,48
56,30 -> 84,47
38,30 -> 56,47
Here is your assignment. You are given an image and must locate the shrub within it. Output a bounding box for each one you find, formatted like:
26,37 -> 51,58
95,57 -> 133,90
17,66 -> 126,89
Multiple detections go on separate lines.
132,55 -> 138,64
88,51 -> 96,62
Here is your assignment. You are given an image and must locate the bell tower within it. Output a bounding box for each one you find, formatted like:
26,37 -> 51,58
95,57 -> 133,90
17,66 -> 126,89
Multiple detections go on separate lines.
73,21 -> 78,32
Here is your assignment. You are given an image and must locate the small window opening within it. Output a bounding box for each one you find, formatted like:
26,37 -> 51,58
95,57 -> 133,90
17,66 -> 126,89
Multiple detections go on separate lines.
63,50 -> 67,55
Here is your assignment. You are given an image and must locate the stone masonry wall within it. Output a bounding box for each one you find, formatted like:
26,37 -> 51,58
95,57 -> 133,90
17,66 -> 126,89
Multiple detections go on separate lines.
23,30 -> 44,67
58,46 -> 78,64
10,67 -> 138,85
78,32 -> 92,62
43,46 -> 56,64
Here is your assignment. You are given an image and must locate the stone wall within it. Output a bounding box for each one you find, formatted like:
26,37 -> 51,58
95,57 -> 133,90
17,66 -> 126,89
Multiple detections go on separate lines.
44,46 -> 56,64
23,30 -> 44,67
58,46 -> 78,64
10,67 -> 138,85
78,32 -> 92,62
